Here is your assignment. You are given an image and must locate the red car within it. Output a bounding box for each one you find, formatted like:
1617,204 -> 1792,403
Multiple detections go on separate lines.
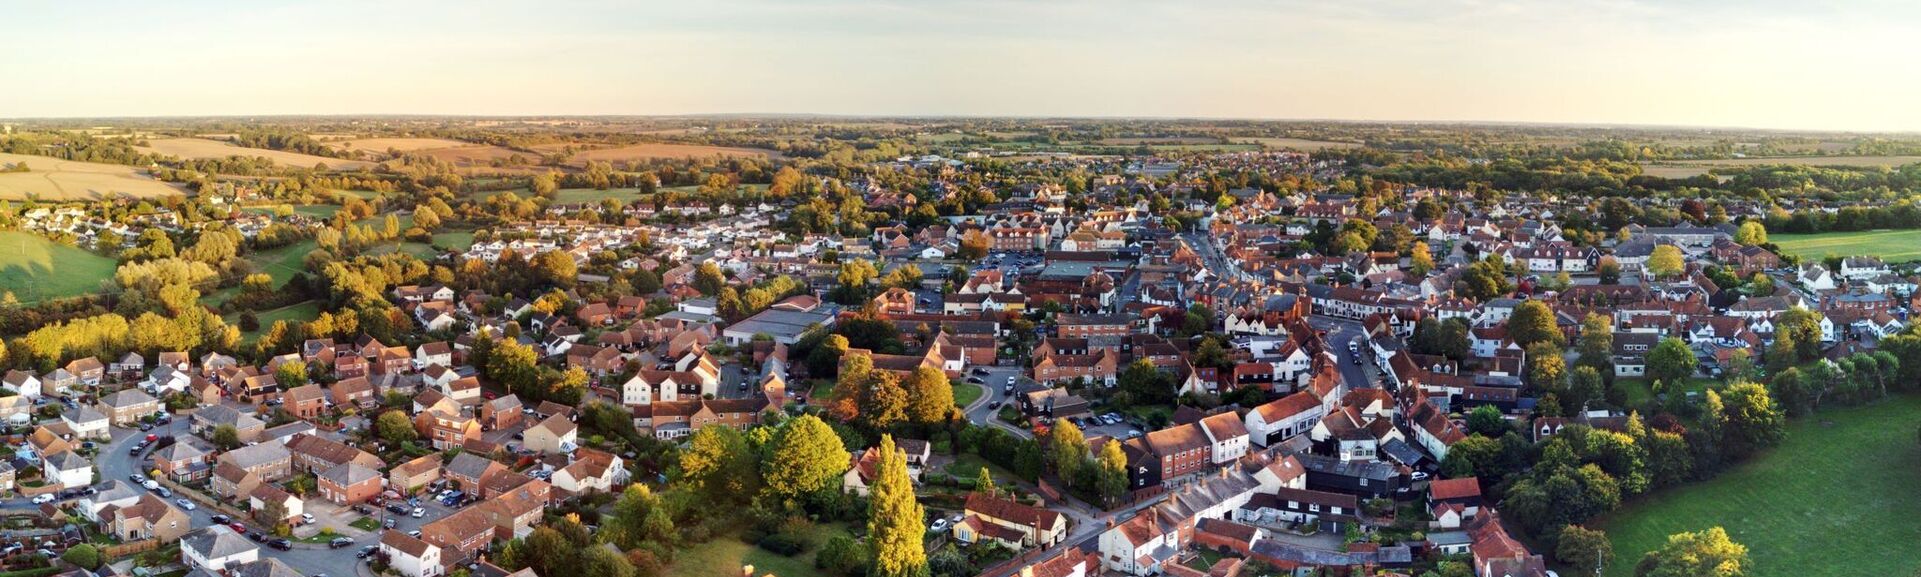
229,522 -> 247,533
145,434 -> 158,442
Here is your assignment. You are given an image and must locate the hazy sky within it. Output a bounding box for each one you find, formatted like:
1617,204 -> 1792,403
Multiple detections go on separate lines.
5,0 -> 1919,131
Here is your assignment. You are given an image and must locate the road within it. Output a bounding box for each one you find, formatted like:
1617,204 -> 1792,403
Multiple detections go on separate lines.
1182,232 -> 1255,283
96,418 -> 391,577
961,365 -> 1031,438
1306,315 -> 1379,391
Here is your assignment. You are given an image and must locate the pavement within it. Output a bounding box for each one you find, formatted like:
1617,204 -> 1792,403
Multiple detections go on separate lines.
89,413 -> 429,576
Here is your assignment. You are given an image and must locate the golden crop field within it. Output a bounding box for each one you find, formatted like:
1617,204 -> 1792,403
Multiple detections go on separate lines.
1097,136 -> 1220,145
0,152 -> 187,200
137,138 -> 374,170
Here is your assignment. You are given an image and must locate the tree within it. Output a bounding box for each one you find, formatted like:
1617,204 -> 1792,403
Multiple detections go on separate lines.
1467,405 -> 1508,437
1775,308 -> 1824,362
1718,382 -> 1785,459
1597,256 -> 1622,284
1508,300 -> 1563,348
608,484 -> 674,549
867,435 -> 927,577
679,425 -> 758,503
1568,366 -> 1605,412
211,424 -> 242,450
817,535 -> 866,576
1575,314 -> 1614,374
1096,439 -> 1128,506
693,262 -> 727,296
1635,527 -> 1749,577
274,360 -> 309,388
487,341 -> 541,397
1527,342 -> 1567,390
1646,337 -> 1695,387
1765,328 -> 1799,372
976,467 -> 997,496
857,371 -> 909,430
1458,255 -> 1515,300
765,415 -> 851,500
1733,221 -> 1767,246
376,410 -> 417,445
1048,419 -> 1086,481
1556,525 -> 1614,577
61,544 -> 101,570
579,541 -> 638,577
1409,241 -> 1434,278
533,250 -> 578,289
904,366 -> 955,425
1648,244 -> 1685,279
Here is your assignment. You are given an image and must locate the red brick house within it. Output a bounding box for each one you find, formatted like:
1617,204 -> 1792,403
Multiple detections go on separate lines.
318,463 -> 383,505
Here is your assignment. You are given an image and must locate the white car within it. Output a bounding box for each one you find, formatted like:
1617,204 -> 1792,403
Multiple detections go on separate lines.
29,494 -> 54,505
175,498 -> 197,511
142,480 -> 160,490
929,518 -> 951,533
411,508 -> 425,518
300,513 -> 316,525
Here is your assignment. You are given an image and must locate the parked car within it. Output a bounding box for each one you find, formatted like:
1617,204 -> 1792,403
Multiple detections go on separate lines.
129,473 -> 145,483
387,503 -> 410,515
155,487 -> 173,498
175,498 -> 196,511
247,531 -> 266,542
384,518 -> 397,529
329,537 -> 355,549
230,522 -> 248,533
411,508 -> 425,518
300,513 -> 315,525
29,494 -> 54,505
929,518 -> 950,533
268,539 -> 292,551
357,545 -> 378,558
965,376 -> 984,384
141,480 -> 159,490
211,514 -> 231,525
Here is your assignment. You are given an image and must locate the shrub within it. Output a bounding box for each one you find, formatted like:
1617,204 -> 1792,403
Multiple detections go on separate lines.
757,533 -> 804,556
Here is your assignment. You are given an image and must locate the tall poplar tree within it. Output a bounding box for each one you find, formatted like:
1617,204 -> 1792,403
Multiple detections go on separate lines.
868,435 -> 927,577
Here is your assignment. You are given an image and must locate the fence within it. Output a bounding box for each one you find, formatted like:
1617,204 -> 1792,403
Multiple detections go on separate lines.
100,539 -> 158,558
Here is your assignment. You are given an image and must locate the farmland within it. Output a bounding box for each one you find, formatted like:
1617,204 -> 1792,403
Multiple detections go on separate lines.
1235,137 -> 1364,151
1600,394 -> 1921,577
0,231 -> 118,303
1643,155 -> 1921,178
320,137 -> 476,153
547,143 -> 784,164
1772,230 -> 1921,262
0,152 -> 187,200
135,138 -> 373,170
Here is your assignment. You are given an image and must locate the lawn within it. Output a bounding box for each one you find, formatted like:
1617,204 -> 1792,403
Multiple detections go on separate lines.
248,239 -> 319,287
244,204 -> 339,219
1611,376 -> 1720,409
954,383 -> 985,409
1773,230 -> 1921,263
0,230 -> 118,303
224,301 -> 322,339
349,517 -> 381,531
671,523 -> 854,577
807,379 -> 836,401
553,188 -> 652,204
1598,394 -> 1921,577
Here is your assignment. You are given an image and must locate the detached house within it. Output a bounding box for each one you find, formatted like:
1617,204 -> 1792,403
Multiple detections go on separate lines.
954,492 -> 1068,549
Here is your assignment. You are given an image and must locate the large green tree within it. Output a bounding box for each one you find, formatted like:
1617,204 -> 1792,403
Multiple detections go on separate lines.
867,435 -> 926,577
1647,244 -> 1684,279
1048,419 -> 1086,482
903,366 -> 955,425
1508,300 -> 1564,348
678,425 -> 758,503
1718,382 -> 1786,459
1646,337 -> 1695,388
1634,527 -> 1749,577
1556,525 -> 1614,577
765,415 -> 851,500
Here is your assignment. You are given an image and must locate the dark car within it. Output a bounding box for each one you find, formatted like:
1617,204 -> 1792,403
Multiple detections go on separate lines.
269,539 -> 292,551
138,422 -> 153,431
357,545 -> 378,559
247,531 -> 266,542
210,514 -> 231,525
351,504 -> 372,515
387,503 -> 410,514
329,537 -> 354,549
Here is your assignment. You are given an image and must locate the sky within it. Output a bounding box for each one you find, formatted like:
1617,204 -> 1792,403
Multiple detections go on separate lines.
4,0 -> 1919,132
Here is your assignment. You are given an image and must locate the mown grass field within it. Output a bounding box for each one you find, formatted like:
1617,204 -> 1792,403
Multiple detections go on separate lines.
224,301 -> 322,340
1773,230 -> 1921,262
672,523 -> 853,577
1599,394 -> 1921,577
0,230 -> 117,302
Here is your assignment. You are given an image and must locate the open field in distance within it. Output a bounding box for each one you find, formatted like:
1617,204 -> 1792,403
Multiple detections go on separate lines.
1235,137 -> 1364,151
1772,230 -> 1921,262
136,137 -> 374,170
321,137 -> 477,152
0,152 -> 187,200
1600,394 -> 1921,577
544,142 -> 784,164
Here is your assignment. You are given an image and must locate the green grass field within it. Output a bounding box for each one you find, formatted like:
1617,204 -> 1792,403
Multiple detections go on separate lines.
0,230 -> 118,303
244,204 -> 340,219
1773,230 -> 1921,262
554,188 -> 652,204
954,383 -> 985,409
224,301 -> 322,339
672,523 -> 852,577
1599,394 -> 1921,577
